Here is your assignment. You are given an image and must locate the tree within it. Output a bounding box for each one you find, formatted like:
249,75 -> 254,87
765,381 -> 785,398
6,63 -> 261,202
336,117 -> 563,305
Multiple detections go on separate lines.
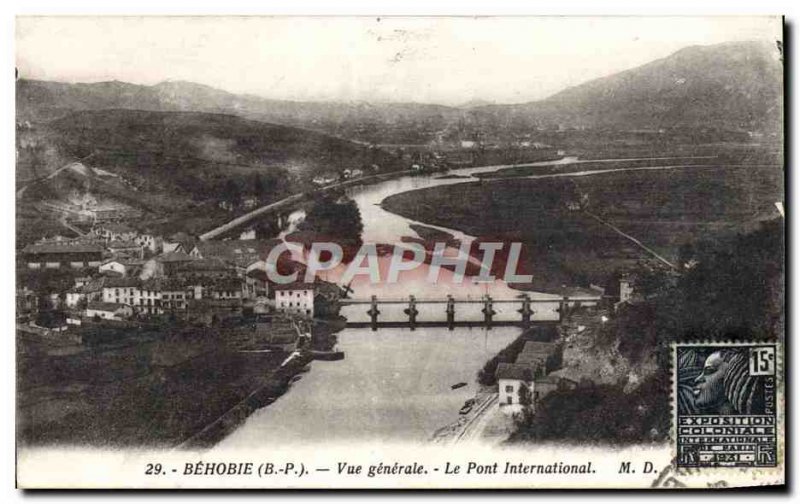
253,174 -> 264,200
221,179 -> 241,206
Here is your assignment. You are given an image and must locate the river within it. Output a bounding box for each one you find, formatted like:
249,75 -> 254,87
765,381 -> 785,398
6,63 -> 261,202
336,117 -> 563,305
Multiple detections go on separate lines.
216,154 -> 714,448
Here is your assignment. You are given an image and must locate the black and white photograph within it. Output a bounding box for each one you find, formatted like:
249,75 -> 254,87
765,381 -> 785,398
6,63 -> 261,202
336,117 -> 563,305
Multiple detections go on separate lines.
12,14 -> 785,489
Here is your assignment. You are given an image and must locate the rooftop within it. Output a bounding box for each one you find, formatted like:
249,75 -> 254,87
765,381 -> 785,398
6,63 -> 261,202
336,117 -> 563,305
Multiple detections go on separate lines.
192,239 -> 283,261
23,241 -> 105,255
157,251 -> 195,263
495,363 -> 535,382
273,282 -> 316,291
87,301 -> 128,312
97,222 -> 135,234
103,277 -> 140,288
108,240 -> 141,249
519,341 -> 556,356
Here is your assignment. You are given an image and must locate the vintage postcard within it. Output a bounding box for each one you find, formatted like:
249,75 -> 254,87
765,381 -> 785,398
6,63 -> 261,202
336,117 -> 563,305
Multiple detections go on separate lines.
14,16 -> 785,489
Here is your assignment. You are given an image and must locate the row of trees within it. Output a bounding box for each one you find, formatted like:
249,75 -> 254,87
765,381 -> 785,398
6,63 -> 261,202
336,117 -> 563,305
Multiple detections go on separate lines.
510,218 -> 784,444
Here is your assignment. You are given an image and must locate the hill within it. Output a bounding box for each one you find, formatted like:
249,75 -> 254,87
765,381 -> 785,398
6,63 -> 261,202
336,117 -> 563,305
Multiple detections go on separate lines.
17,41 -> 783,142
472,40 -> 783,135
16,108 -> 404,243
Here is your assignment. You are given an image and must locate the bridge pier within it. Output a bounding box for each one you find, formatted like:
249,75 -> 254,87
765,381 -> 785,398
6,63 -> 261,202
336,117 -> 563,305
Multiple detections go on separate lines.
368,295 -> 380,331
482,295 -> 496,330
557,298 -> 568,322
404,295 -> 419,331
519,294 -> 533,327
446,295 -> 455,331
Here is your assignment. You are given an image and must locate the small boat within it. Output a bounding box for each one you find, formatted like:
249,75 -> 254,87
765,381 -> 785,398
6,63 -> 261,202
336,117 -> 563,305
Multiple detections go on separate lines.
311,350 -> 345,361
451,382 -> 468,390
459,404 -> 473,415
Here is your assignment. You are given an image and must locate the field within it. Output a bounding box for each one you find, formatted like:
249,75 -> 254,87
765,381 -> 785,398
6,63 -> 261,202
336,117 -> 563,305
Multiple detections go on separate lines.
382,156 -> 783,290
17,322 -> 299,447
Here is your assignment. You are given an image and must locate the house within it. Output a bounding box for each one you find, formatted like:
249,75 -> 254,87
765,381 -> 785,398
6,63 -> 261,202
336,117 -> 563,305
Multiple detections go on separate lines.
618,274 -> 634,305
134,233 -> 162,254
514,341 -> 557,375
102,277 -> 140,306
162,232 -> 195,255
22,241 -> 105,269
85,302 -> 133,321
274,282 -> 315,316
189,239 -> 282,275
16,287 -> 39,316
242,197 -> 260,210
99,259 -> 144,278
497,364 -> 574,408
312,173 -> 339,186
66,277 -> 107,308
172,258 -> 235,280
107,240 -> 144,259
155,251 -> 196,276
496,363 -> 535,406
161,241 -> 185,254
245,269 -> 270,299
206,277 -> 244,301
136,280 -> 163,315
159,279 -> 188,311
93,222 -> 137,243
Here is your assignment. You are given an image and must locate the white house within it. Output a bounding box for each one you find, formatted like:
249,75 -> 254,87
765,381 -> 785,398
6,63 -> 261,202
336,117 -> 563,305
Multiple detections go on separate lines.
85,302 -> 133,321
496,363 -> 574,410
99,259 -> 132,277
134,233 -> 162,254
274,282 -> 315,316
102,278 -> 140,306
496,363 -> 535,407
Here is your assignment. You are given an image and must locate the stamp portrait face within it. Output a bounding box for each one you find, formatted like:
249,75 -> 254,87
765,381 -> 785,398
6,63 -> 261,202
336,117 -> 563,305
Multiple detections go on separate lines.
675,344 -> 777,468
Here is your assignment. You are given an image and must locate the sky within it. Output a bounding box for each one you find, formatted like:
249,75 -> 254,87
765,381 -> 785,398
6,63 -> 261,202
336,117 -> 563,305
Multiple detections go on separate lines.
16,16 -> 782,106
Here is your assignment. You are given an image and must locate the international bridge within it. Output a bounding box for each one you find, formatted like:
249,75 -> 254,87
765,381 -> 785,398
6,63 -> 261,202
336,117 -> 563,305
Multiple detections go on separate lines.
339,294 -> 603,330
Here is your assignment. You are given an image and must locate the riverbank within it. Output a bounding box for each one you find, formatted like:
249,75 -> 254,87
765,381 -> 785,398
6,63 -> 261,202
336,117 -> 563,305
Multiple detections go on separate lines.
16,316 -> 340,448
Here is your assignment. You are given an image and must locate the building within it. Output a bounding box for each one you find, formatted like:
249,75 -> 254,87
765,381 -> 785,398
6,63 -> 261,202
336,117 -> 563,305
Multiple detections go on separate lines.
16,287 -> 39,317
496,363 -> 535,406
205,277 -> 244,301
172,258 -> 235,281
154,251 -> 196,277
22,241 -> 105,269
102,277 -> 140,306
98,259 -> 144,278
93,222 -> 137,243
496,364 -> 574,408
619,274 -> 634,305
312,174 -> 339,186
134,233 -> 162,254
108,240 -> 144,260
159,279 -> 188,311
66,277 -> 107,308
85,302 -> 133,321
274,282 -> 315,316
245,269 -> 270,299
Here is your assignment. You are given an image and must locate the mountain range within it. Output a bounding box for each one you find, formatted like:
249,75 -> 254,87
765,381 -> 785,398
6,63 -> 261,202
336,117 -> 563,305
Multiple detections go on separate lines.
17,40 -> 783,139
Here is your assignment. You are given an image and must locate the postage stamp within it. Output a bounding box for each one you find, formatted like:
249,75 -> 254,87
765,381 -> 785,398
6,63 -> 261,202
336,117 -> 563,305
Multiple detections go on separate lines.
674,343 -> 779,469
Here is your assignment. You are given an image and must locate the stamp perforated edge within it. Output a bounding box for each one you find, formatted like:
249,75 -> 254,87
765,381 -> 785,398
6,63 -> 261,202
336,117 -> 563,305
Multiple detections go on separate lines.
661,341 -> 785,488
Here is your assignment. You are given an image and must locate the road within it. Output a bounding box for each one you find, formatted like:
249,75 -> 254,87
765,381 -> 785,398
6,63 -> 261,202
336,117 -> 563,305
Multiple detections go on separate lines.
16,153 -> 97,199
453,393 -> 499,444
198,168 -> 416,241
